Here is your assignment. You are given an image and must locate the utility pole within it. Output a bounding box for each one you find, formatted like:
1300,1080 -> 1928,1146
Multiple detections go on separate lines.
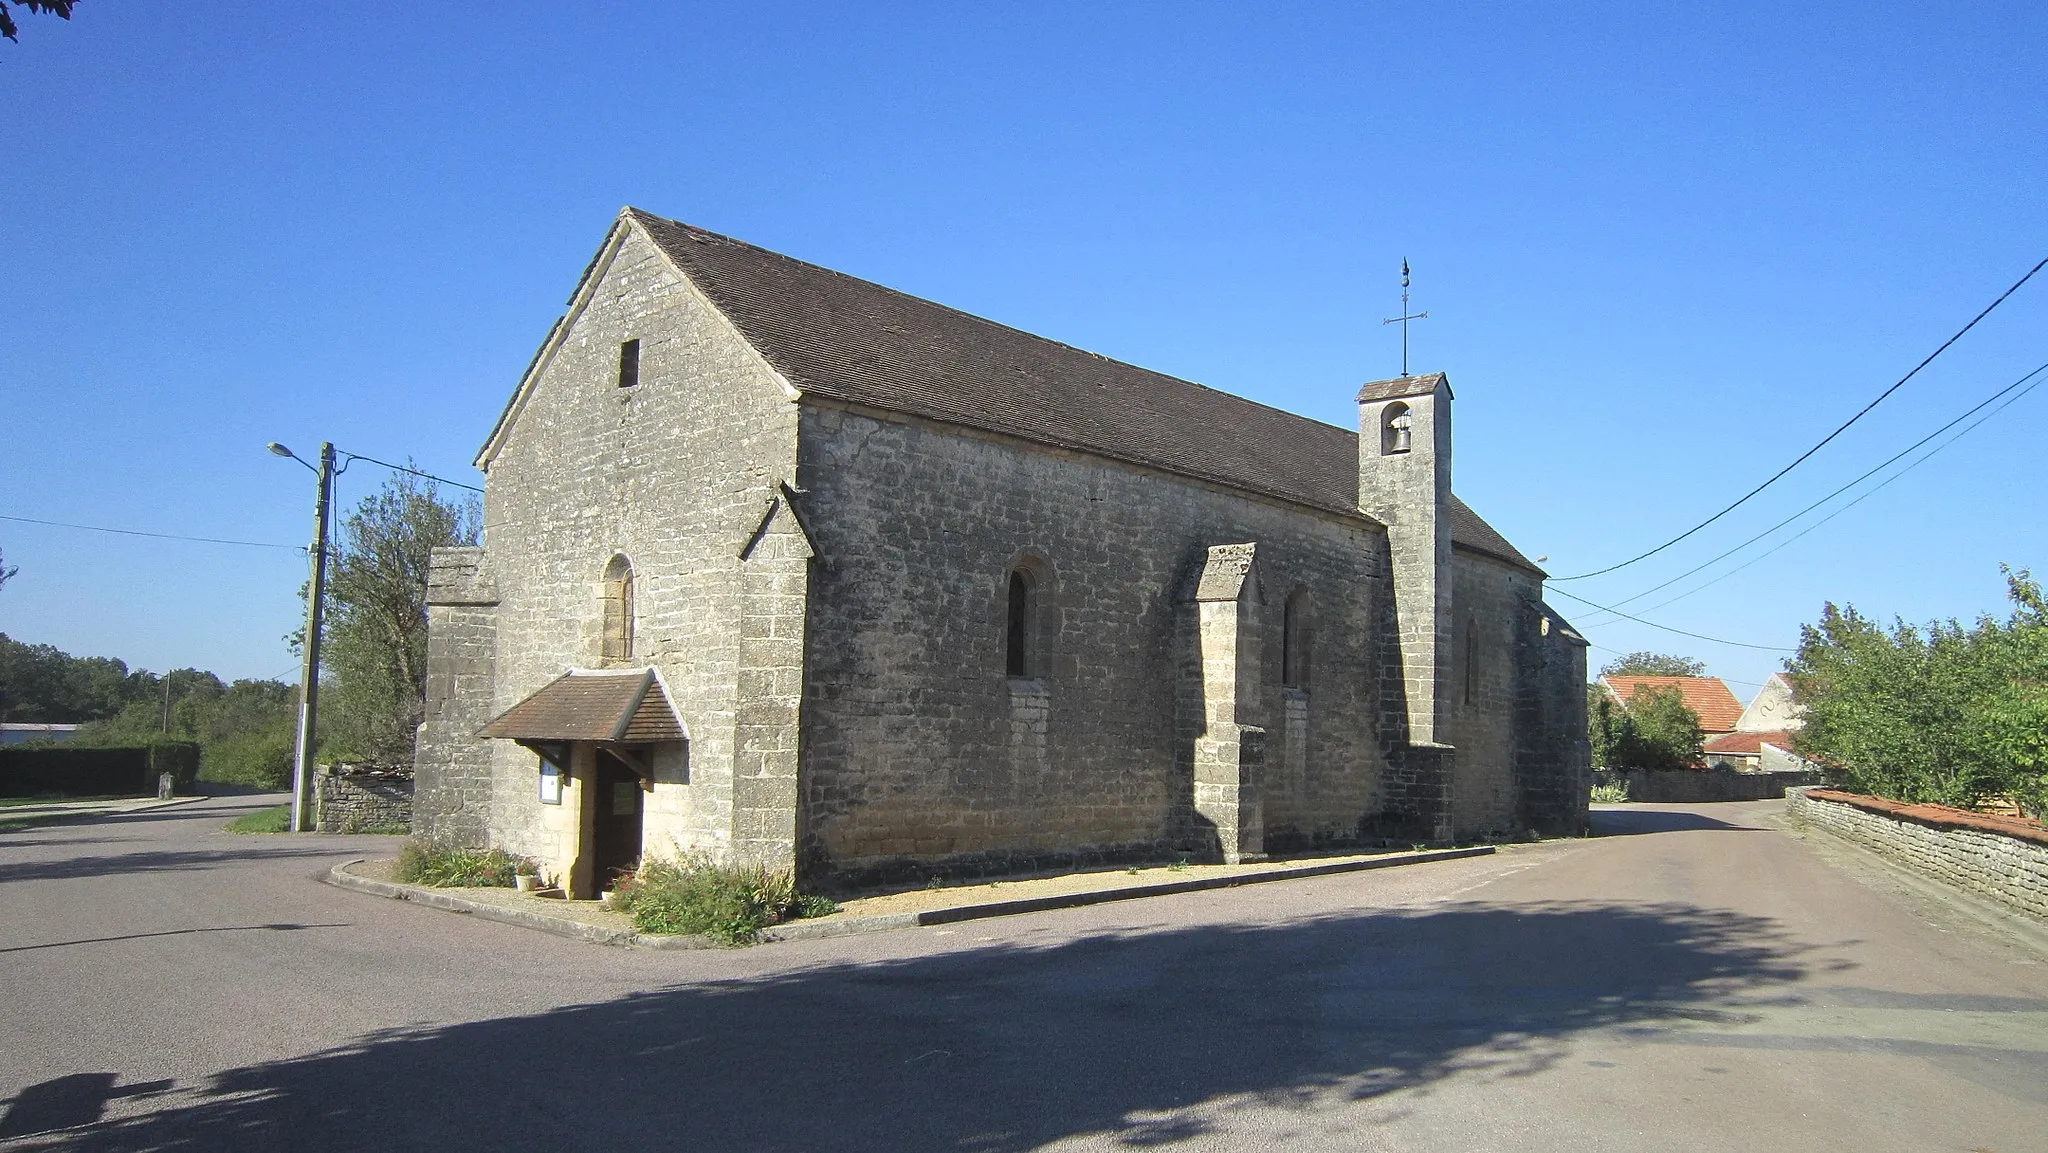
289,442 -> 336,833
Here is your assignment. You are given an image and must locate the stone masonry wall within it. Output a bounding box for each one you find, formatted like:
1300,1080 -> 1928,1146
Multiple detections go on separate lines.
1788,787 -> 2048,922
1511,591 -> 1590,836
415,547 -> 498,844
796,403 -> 1412,880
1599,767 -> 1814,804
464,222 -> 802,879
315,765 -> 414,833
1442,554 -> 1524,835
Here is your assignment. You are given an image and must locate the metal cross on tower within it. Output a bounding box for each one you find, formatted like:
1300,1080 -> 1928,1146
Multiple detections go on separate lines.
1381,258 -> 1429,377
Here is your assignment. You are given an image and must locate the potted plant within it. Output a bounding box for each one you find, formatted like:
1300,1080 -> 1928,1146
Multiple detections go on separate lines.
513,860 -> 542,893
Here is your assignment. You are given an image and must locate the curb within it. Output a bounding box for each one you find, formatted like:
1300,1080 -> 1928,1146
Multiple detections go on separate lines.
325,844 -> 1499,949
322,861 -> 713,950
760,845 -> 1497,941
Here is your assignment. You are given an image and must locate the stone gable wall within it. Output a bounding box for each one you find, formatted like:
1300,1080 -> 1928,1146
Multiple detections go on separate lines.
462,224 -> 801,878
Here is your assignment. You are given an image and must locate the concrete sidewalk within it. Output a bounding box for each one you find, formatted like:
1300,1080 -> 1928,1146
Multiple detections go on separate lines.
0,795 -> 208,827
326,844 -> 1500,948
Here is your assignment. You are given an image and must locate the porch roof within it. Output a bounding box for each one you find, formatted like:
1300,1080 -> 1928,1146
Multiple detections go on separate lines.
476,670 -> 684,743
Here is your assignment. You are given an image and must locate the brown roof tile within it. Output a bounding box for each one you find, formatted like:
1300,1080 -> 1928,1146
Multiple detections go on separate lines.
1601,675 -> 1745,735
625,210 -> 1540,574
477,670 -> 684,743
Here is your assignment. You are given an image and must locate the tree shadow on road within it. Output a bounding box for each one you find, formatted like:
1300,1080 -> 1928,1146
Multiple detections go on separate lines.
6,900 -> 1822,1151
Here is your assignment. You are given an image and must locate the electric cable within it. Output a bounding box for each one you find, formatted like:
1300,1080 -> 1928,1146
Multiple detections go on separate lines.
0,513 -> 302,551
337,452 -> 483,494
1552,256 -> 2048,581
1618,367 -> 2046,618
1574,359 -> 2048,626
1546,586 -> 1796,651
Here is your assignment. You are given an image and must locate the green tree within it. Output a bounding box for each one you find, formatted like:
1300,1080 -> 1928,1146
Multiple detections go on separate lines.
313,469 -> 479,764
1600,651 -> 1707,678
1,0 -> 74,44
1591,683 -> 1704,771
0,633 -> 143,722
0,545 -> 16,593
1789,568 -> 2046,810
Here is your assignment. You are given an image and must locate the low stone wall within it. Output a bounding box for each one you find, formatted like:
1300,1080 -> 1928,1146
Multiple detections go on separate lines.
1787,787 -> 2048,922
316,764 -> 414,833
1595,767 -> 1816,803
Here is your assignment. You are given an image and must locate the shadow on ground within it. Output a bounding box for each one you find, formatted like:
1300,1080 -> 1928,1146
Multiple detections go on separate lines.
5,900 -> 1819,1151
0,846 -> 356,885
1589,808 -> 1755,837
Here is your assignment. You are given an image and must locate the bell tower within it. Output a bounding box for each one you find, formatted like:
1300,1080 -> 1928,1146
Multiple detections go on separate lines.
1357,372 -> 1453,747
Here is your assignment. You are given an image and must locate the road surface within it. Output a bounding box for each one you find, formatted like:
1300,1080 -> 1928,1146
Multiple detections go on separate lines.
2,795 -> 2044,1151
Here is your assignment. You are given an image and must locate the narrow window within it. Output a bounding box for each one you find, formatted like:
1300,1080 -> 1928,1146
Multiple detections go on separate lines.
602,555 -> 635,661
1464,619 -> 1478,706
1006,569 -> 1032,677
618,338 -> 641,389
1382,402 -> 1412,455
1283,588 -> 1312,690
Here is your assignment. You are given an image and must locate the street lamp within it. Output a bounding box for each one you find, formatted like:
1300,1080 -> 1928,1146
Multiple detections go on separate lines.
270,441 -> 335,833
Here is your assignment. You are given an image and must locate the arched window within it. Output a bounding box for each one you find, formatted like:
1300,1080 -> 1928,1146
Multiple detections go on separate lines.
1382,402 -> 1412,455
1282,587 -> 1312,690
601,555 -> 635,663
1464,618 -> 1478,706
1005,568 -> 1034,677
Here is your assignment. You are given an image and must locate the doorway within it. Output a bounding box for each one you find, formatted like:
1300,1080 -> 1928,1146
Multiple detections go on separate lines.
590,749 -> 645,892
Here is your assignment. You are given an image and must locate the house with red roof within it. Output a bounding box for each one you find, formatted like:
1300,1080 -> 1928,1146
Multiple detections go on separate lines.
1599,675 -> 1743,740
1703,674 -> 1806,772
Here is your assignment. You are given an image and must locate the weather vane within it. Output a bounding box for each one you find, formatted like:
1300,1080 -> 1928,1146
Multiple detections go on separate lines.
1381,258 -> 1429,377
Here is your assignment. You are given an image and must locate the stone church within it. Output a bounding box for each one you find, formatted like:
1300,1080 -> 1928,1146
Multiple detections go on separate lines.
414,207 -> 1590,896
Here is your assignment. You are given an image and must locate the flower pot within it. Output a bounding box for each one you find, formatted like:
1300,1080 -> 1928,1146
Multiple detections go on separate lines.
514,874 -> 538,893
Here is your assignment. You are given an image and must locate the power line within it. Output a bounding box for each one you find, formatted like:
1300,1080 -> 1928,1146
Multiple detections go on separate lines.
0,513 -> 302,551
1619,366 -> 2046,617
1553,256 -> 2048,582
1547,586 -> 1796,652
346,452 -> 489,493
1575,359 -> 2048,626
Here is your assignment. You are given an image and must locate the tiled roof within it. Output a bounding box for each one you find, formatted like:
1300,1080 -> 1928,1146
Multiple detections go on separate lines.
1600,675 -> 1745,734
1703,730 -> 1795,756
625,210 -> 1540,574
477,670 -> 684,743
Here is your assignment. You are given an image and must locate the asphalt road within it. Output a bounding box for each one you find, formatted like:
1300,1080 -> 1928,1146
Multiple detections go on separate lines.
2,795 -> 2045,1152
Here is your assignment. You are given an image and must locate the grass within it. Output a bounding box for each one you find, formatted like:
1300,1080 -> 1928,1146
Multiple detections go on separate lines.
393,840 -> 531,887
224,805 -> 292,834
350,822 -> 411,836
611,855 -> 840,945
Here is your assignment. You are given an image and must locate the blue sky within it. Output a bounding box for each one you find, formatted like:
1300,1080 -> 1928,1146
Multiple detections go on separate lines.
2,2 -> 2043,697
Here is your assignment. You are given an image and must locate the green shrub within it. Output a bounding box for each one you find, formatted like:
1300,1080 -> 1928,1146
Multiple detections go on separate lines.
612,855 -> 838,945
1589,780 -> 1630,804
199,729 -> 294,790
393,840 -> 530,887
225,805 -> 291,834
